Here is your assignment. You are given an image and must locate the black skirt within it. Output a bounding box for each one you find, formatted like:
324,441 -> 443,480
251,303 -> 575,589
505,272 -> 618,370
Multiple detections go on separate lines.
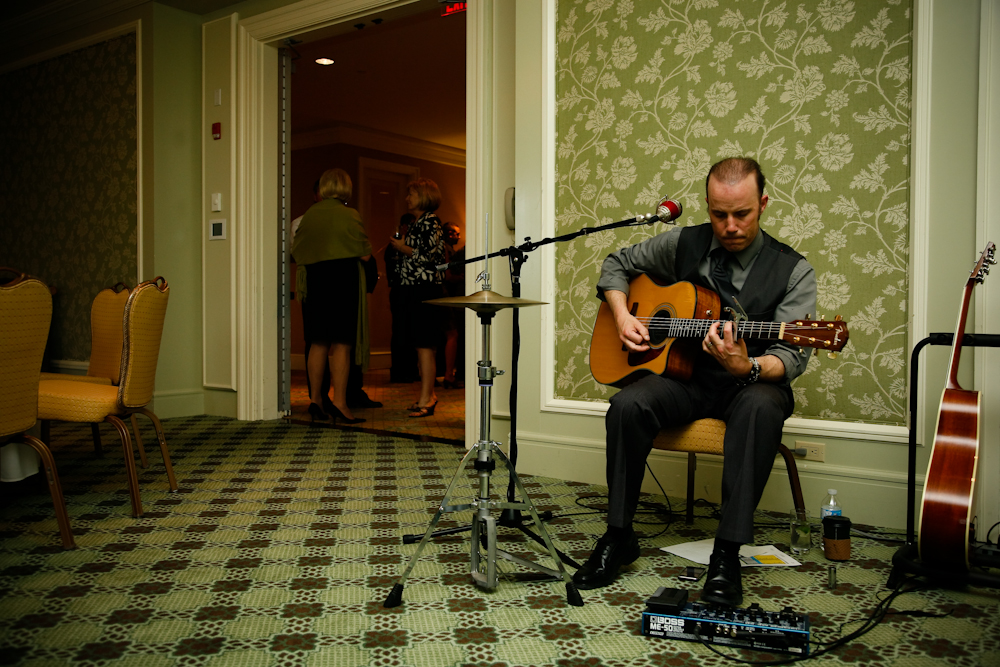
301,258 -> 360,345
396,283 -> 446,348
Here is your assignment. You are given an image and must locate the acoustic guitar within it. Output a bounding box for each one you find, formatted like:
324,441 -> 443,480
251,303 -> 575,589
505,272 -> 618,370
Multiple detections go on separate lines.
589,274 -> 849,387
918,242 -> 996,570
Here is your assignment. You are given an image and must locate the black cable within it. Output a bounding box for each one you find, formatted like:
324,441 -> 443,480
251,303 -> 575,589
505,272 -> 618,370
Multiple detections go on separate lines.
986,520 -> 1000,545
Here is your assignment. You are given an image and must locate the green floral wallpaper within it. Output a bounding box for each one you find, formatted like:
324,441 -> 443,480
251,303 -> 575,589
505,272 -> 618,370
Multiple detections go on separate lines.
0,34 -> 138,362
554,0 -> 912,426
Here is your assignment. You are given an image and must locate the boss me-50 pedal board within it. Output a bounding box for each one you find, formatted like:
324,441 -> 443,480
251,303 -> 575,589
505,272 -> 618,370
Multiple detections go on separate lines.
641,588 -> 810,655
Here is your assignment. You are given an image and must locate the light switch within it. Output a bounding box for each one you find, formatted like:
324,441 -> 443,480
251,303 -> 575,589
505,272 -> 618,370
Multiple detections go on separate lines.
211,193 -> 222,212
214,88 -> 222,106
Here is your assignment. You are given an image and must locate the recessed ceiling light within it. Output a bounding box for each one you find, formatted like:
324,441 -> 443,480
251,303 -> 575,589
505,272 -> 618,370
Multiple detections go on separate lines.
315,58 -> 334,65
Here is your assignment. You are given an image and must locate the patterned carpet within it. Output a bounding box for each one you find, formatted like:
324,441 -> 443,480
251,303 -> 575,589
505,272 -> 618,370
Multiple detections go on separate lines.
1,416 -> 999,666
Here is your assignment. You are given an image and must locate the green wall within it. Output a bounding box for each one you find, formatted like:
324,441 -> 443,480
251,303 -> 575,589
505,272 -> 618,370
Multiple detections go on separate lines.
151,3 -> 205,417
0,34 -> 139,361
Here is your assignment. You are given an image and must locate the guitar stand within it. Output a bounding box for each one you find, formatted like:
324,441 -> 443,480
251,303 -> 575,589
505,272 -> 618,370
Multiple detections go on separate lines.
887,333 -> 1000,589
384,307 -> 583,608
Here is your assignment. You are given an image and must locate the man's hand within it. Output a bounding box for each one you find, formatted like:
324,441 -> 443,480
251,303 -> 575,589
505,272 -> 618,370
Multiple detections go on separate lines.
605,290 -> 649,352
702,321 -> 750,376
702,321 -> 786,382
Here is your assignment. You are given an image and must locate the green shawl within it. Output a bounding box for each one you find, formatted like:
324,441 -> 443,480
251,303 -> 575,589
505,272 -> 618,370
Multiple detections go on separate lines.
291,198 -> 373,369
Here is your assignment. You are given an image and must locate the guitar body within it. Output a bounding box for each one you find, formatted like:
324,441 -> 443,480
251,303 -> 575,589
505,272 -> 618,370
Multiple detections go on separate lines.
918,388 -> 981,569
590,276 -> 720,387
916,241 -> 994,571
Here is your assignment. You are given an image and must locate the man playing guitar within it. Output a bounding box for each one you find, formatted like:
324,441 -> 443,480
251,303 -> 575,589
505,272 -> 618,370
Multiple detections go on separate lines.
575,157 -> 818,607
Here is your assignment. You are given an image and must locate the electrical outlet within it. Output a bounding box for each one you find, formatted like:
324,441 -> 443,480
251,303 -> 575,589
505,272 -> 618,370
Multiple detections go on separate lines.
795,441 -> 825,462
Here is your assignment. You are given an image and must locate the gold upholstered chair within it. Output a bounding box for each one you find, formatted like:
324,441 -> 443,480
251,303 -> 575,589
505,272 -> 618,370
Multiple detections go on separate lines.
0,272 -> 75,548
38,283 -> 156,466
652,418 -> 805,524
38,277 -> 177,517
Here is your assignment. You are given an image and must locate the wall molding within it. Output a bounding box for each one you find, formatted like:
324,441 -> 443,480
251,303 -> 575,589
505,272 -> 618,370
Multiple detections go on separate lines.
293,123 -> 465,167
538,0 -> 926,447
975,0 -> 1000,538
48,360 -> 90,374
909,0 -> 933,446
234,0 -> 430,420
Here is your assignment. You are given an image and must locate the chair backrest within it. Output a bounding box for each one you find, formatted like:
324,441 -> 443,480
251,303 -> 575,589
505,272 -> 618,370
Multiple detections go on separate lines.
0,275 -> 53,437
118,277 -> 169,409
88,283 -> 131,384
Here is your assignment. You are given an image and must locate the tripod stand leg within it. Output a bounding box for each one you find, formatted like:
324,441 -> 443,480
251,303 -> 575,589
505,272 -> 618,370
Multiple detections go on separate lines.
492,445 -> 584,606
384,445 -> 480,608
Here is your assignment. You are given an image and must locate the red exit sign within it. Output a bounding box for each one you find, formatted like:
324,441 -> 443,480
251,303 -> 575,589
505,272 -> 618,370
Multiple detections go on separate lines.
441,2 -> 466,16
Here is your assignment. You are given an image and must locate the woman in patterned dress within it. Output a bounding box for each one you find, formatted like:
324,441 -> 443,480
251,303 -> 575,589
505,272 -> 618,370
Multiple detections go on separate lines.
387,178 -> 447,417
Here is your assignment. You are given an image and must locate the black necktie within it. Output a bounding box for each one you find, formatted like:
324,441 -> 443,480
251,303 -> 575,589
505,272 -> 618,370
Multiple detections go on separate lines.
710,246 -> 738,311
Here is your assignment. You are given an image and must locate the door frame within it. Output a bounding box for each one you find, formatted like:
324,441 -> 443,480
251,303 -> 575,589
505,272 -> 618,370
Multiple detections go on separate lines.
232,0 -> 489,423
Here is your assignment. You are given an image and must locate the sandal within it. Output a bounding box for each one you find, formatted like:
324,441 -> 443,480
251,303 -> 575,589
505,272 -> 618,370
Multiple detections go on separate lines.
408,401 -> 438,418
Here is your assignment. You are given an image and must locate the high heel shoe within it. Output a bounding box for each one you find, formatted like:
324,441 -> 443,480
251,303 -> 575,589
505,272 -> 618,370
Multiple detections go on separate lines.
308,403 -> 331,423
408,400 -> 438,418
327,404 -> 366,424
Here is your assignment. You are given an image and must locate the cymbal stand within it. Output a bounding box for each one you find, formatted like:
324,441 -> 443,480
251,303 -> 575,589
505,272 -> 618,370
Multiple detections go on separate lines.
384,270 -> 583,608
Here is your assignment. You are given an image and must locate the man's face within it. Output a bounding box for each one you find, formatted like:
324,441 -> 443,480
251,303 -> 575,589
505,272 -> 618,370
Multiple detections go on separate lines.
444,226 -> 460,246
705,173 -> 768,253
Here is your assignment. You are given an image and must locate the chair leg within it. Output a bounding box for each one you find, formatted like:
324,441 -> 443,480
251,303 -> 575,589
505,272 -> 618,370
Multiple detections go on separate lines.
130,414 -> 149,468
106,415 -> 143,517
777,444 -> 806,514
138,407 -> 177,492
90,423 -> 103,456
20,434 -> 76,549
685,452 -> 696,525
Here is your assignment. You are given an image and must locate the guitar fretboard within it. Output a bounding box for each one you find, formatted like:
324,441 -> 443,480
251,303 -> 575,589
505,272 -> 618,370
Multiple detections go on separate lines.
641,318 -> 784,340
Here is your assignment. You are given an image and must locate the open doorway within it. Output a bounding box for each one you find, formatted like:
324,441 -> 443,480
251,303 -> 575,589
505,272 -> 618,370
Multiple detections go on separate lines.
283,2 -> 467,442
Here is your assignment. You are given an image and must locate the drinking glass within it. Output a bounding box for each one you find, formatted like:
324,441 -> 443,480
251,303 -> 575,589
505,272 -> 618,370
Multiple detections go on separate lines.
789,508 -> 812,555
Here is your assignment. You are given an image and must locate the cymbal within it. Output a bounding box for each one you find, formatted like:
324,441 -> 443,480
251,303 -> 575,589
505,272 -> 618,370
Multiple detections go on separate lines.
425,290 -> 547,313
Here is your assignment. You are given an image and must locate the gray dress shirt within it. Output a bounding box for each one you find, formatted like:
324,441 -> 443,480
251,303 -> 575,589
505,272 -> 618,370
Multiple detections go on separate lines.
596,226 -> 817,382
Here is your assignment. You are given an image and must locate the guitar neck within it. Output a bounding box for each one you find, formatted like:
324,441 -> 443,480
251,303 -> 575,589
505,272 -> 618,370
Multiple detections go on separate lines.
655,319 -> 784,341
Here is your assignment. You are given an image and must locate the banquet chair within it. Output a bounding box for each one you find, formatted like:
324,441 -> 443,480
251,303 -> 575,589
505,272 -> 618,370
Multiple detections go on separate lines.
0,272 -> 75,548
652,418 -> 805,524
38,277 -> 176,517
38,283 -> 152,466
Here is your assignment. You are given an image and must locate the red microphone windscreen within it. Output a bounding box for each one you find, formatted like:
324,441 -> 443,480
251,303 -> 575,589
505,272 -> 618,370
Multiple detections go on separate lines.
657,199 -> 683,221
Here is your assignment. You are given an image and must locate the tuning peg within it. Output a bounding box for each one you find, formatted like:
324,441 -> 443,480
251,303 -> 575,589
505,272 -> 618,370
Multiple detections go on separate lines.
834,315 -> 843,321
805,314 -> 812,320
827,352 -> 838,360
814,348 -> 819,356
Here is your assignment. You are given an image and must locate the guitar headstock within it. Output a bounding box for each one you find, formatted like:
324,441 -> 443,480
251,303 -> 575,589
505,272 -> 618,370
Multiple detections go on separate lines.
783,316 -> 850,353
971,242 -> 996,285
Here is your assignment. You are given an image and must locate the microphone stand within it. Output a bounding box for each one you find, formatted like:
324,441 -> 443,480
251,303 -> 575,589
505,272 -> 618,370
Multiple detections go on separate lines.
418,210 -> 670,565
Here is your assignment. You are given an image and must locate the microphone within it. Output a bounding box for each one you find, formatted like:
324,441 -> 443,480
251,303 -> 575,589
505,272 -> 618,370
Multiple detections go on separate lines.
652,198 -> 683,224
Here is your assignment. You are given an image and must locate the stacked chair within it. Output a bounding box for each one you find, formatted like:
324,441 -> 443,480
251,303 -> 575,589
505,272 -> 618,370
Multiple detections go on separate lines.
39,283 -> 148,460
0,271 -> 75,548
38,277 -> 176,517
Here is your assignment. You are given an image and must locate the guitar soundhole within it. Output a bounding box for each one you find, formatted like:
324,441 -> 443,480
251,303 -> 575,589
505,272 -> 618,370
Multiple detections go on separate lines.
648,309 -> 673,346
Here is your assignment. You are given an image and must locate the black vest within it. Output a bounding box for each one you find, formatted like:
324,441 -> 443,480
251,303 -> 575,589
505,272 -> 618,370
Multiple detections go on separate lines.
675,224 -> 802,359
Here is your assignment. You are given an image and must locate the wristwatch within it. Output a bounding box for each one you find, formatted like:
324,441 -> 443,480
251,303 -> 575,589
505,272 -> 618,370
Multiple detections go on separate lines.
736,356 -> 760,387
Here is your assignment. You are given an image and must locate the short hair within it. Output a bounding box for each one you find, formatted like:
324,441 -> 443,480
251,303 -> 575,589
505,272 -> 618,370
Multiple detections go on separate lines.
407,178 -> 441,213
318,168 -> 352,201
705,157 -> 766,198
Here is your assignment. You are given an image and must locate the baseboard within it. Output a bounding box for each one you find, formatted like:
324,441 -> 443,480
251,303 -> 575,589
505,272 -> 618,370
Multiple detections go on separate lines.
47,359 -> 89,374
151,389 -> 205,419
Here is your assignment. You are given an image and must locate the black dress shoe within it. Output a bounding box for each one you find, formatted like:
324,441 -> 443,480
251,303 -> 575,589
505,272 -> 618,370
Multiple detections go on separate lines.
346,394 -> 383,409
702,551 -> 743,607
572,530 -> 640,590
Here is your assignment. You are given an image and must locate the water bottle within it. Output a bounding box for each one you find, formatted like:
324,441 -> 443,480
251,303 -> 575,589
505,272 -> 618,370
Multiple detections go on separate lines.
821,489 -> 842,518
